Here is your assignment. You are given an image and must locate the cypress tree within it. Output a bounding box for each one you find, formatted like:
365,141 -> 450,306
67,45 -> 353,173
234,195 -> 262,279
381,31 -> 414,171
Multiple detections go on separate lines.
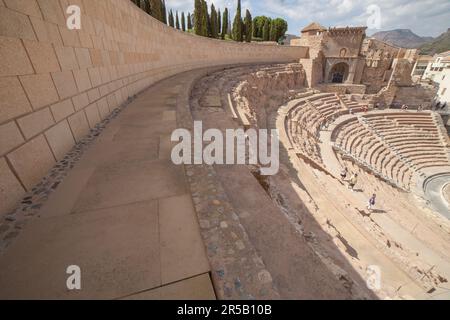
244,10 -> 252,42
210,4 -> 218,38
228,13 -> 232,37
202,0 -> 209,37
149,0 -> 161,21
168,9 -> 174,27
181,12 -> 186,31
217,9 -> 221,36
262,19 -> 270,41
176,11 -> 180,29
187,12 -> 192,30
221,8 -> 228,40
232,0 -> 243,41
194,0 -> 203,35
161,0 -> 167,23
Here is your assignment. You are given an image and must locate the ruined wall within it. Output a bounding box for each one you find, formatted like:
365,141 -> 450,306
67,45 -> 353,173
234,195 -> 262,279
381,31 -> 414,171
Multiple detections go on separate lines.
0,0 -> 308,217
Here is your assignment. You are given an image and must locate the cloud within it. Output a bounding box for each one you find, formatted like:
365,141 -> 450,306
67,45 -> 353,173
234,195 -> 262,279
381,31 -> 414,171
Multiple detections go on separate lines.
165,0 -> 450,36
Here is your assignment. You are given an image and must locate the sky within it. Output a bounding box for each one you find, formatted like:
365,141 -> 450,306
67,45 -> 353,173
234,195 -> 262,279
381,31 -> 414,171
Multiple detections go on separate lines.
165,0 -> 450,37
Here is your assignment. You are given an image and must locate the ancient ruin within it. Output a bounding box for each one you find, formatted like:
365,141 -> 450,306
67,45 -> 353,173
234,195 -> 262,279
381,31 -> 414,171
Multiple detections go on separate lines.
0,0 -> 449,300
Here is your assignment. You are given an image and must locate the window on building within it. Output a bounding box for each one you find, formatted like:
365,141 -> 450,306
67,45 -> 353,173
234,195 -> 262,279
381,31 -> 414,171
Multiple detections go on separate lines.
439,67 -> 444,71
442,88 -> 447,95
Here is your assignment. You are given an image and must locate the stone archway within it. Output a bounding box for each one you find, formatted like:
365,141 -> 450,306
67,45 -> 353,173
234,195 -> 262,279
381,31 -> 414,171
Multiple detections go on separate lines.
329,62 -> 349,83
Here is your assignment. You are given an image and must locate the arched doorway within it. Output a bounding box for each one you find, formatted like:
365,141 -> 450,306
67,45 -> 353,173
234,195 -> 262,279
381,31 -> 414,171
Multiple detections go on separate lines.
329,62 -> 349,83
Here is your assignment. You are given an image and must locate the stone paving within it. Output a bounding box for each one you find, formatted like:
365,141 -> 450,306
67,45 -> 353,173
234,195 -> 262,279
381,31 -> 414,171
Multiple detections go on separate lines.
0,71 -> 215,300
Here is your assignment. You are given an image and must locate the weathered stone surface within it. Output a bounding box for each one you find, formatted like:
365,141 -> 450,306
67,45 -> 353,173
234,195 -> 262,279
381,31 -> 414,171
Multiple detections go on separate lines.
0,36 -> 33,77
0,157 -> 25,218
17,108 -> 55,140
7,135 -> 55,190
0,122 -> 25,156
0,77 -> 32,123
44,120 -> 75,160
23,40 -> 60,73
19,73 -> 59,110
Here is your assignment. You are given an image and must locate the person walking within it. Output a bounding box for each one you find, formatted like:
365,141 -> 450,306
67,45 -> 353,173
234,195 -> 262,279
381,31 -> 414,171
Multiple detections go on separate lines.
368,194 -> 376,212
348,173 -> 358,191
340,167 -> 348,181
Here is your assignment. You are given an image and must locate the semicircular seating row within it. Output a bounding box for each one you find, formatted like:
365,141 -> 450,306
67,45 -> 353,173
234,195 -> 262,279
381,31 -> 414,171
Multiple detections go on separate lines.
284,92 -> 367,165
333,112 -> 450,190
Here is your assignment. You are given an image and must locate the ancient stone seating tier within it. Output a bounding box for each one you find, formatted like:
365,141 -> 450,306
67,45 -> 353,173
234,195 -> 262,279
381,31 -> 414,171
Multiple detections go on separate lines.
282,92 -> 367,166
333,112 -> 450,190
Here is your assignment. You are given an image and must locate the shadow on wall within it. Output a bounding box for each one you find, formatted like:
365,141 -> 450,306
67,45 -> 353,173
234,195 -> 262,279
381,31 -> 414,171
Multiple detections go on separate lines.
0,0 -> 308,218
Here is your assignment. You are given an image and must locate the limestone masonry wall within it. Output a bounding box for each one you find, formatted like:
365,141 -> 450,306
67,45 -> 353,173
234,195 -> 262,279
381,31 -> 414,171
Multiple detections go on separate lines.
0,0 -> 308,217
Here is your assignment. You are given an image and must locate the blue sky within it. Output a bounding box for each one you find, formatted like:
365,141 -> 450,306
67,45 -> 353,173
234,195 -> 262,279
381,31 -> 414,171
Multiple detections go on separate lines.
166,0 -> 450,37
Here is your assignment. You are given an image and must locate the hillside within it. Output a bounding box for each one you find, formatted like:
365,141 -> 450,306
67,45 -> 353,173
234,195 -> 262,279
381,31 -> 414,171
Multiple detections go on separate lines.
371,29 -> 433,48
419,29 -> 450,55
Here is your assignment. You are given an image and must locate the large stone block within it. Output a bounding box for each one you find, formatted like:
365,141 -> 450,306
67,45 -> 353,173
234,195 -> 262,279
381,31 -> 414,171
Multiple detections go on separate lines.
0,36 -> 33,77
29,16 -> 62,45
51,70 -> 78,99
17,107 -> 55,140
87,88 -> 100,103
87,67 -> 102,87
4,0 -> 42,18
0,157 -> 25,217
19,73 -> 59,110
71,92 -> 89,111
45,120 -> 75,160
73,68 -> 92,92
7,135 -> 55,190
0,77 -> 32,123
58,26 -> 80,47
0,121 -> 25,156
36,0 -> 65,26
54,46 -> 79,71
84,103 -> 100,128
50,99 -> 75,122
97,97 -> 109,120
68,110 -> 90,142
23,40 -> 60,73
0,7 -> 36,41
74,47 -> 92,69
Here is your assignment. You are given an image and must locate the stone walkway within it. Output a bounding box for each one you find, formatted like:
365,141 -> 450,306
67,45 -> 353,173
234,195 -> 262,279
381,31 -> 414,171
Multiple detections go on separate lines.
0,72 -> 215,299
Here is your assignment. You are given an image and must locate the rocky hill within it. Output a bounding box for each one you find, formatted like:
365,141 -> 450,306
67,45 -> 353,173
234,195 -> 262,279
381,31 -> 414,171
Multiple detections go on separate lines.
371,29 -> 433,48
419,28 -> 450,55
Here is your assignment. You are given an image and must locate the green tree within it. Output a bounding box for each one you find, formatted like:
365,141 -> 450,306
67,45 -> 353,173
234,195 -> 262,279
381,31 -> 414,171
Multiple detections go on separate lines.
217,9 -> 221,35
202,0 -> 209,37
181,12 -> 186,31
210,4 -> 218,38
176,11 -> 180,29
270,18 -> 288,42
161,0 -> 167,23
150,0 -> 162,21
262,19 -> 270,41
168,9 -> 174,27
194,0 -> 203,35
244,9 -> 252,42
187,12 -> 192,30
232,0 -> 243,41
221,8 -> 228,39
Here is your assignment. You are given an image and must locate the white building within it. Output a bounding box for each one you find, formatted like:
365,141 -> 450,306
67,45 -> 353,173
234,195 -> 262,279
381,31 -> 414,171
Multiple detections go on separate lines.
411,55 -> 434,82
435,66 -> 450,108
422,51 -> 450,82
411,52 -> 450,109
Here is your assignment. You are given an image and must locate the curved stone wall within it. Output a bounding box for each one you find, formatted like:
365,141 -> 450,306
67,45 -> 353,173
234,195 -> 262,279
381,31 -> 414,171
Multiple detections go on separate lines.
0,0 -> 308,217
